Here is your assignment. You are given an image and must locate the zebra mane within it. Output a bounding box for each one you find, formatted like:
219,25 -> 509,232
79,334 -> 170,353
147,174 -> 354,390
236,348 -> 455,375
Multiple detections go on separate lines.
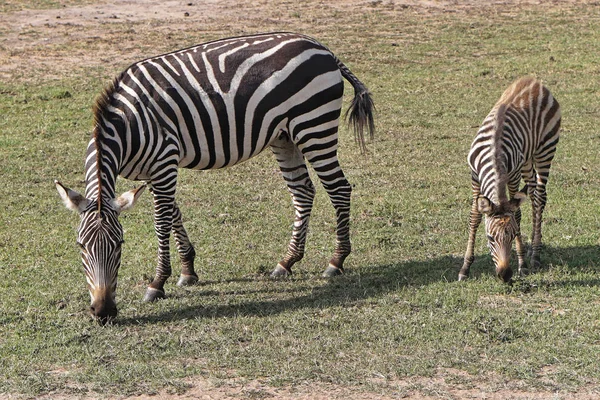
492,103 -> 509,205
499,76 -> 536,105
91,75 -> 122,214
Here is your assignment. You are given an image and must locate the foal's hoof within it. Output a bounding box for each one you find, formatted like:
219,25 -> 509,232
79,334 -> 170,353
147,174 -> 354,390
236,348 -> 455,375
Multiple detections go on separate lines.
458,273 -> 469,281
518,267 -> 530,277
322,265 -> 343,278
143,287 -> 166,302
177,274 -> 199,287
270,264 -> 291,278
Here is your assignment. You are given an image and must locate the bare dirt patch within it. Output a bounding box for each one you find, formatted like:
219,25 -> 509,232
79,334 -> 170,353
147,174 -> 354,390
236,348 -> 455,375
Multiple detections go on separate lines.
34,370 -> 600,400
0,0 -> 588,82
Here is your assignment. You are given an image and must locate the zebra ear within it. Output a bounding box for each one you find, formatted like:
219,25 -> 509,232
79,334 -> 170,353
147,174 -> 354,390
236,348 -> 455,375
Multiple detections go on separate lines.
55,180 -> 90,214
113,184 -> 146,213
509,191 -> 527,210
476,196 -> 493,215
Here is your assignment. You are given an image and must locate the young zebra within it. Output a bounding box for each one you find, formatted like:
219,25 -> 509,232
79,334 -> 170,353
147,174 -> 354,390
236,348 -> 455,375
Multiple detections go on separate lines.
55,32 -> 374,323
459,77 -> 561,282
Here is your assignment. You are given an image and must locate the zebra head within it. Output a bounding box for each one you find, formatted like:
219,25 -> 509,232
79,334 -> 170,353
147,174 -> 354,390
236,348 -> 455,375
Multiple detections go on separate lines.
55,180 -> 145,324
477,192 -> 527,282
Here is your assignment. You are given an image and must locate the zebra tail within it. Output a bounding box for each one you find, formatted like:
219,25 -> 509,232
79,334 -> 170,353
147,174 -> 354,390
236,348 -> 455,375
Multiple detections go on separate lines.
337,58 -> 375,153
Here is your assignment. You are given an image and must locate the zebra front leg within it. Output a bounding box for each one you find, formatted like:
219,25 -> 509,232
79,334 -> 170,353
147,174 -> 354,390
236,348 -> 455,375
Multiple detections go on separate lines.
143,183 -> 177,302
514,207 -> 528,277
459,186 -> 482,281
519,164 -> 536,275
508,181 -> 527,277
172,201 -> 199,286
530,185 -> 547,272
270,134 -> 315,277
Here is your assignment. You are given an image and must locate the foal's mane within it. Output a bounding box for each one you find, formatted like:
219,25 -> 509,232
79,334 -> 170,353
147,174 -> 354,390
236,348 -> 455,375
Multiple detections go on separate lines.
491,103 -> 508,204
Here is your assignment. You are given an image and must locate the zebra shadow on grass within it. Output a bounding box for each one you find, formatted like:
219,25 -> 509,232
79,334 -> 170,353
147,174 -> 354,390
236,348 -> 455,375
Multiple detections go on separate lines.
460,243 -> 600,288
117,244 -> 600,325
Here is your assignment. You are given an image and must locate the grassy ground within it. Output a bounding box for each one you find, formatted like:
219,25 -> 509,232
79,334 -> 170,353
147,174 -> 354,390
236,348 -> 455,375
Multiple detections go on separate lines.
2,0 -> 600,398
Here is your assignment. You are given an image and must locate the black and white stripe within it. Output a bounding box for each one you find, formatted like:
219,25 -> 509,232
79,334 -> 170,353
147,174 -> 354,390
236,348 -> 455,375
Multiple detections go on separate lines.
56,32 -> 374,322
459,77 -> 560,282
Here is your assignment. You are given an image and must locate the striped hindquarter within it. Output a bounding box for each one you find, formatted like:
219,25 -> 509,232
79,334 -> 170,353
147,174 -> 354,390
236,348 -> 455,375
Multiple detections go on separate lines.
55,32 -> 374,322
459,77 -> 561,282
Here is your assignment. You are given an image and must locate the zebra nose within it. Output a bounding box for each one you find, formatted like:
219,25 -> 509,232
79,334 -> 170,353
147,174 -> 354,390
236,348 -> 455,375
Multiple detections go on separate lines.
495,262 -> 513,283
90,299 -> 118,325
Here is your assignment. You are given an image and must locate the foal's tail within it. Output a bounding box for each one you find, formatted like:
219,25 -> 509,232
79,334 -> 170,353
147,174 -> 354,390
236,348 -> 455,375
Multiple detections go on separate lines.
336,58 -> 375,153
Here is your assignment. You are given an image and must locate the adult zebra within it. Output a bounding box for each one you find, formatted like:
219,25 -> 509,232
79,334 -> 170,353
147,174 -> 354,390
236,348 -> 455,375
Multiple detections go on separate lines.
459,77 -> 560,282
55,32 -> 374,324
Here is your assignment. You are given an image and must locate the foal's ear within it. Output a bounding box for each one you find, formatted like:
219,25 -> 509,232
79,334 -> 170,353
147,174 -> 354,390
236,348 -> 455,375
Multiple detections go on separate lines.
509,191 -> 527,211
476,196 -> 494,215
55,180 -> 90,213
113,184 -> 146,213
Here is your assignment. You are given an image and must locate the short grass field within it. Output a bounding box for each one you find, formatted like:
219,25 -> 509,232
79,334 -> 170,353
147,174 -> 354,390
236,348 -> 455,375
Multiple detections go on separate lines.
1,0 -> 600,398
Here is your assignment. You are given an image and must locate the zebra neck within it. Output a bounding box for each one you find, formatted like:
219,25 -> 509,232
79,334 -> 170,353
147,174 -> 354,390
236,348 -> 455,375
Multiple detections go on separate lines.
481,175 -> 508,206
480,162 -> 509,206
83,132 -> 123,207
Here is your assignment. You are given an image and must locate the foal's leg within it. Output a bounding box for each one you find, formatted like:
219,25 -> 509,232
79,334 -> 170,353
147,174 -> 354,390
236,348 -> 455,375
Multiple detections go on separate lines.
519,162 -> 536,273
530,152 -> 556,271
459,179 -> 482,281
270,133 -> 316,277
508,176 -> 527,276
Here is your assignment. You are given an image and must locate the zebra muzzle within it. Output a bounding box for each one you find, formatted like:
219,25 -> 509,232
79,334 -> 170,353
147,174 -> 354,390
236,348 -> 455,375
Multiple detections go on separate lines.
495,262 -> 513,283
90,288 -> 118,324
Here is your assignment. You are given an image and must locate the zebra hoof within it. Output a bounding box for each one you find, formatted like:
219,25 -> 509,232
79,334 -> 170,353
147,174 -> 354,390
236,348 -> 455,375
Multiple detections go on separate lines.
143,287 -> 166,302
518,267 -> 530,277
270,264 -> 291,278
458,274 -> 469,281
322,265 -> 343,278
177,274 -> 199,287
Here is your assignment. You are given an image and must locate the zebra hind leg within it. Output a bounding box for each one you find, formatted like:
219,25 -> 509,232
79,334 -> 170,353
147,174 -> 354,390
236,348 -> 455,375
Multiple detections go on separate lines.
300,143 -> 352,277
172,201 -> 199,286
530,147 -> 557,272
270,133 -> 315,278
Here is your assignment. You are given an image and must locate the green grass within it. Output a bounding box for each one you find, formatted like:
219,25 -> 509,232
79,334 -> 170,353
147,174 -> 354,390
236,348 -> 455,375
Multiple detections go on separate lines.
2,1 -> 600,397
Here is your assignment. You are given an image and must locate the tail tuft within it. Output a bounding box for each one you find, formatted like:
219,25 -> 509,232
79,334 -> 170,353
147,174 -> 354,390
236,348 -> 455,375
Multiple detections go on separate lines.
337,58 -> 375,153
346,87 -> 375,153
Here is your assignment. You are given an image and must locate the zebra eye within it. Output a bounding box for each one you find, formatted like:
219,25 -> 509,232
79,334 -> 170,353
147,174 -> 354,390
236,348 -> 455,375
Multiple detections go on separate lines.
486,235 -> 495,243
77,242 -> 87,253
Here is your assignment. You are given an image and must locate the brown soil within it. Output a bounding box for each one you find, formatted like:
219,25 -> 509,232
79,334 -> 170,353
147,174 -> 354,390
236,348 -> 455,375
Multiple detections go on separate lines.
2,0 -> 597,399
